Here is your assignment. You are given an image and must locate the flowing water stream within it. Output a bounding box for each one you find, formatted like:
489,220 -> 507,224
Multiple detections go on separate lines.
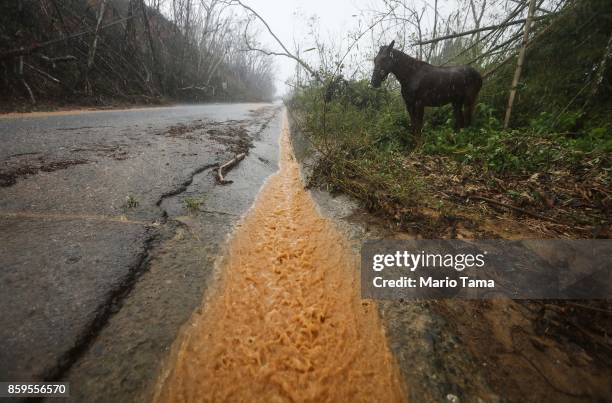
154,112 -> 406,402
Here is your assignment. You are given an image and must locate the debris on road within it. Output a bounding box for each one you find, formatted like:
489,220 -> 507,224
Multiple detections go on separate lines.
216,152 -> 246,184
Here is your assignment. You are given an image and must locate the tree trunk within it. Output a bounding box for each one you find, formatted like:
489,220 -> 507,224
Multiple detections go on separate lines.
503,0 -> 537,129
205,51 -> 226,87
140,0 -> 164,93
427,0 -> 438,62
19,56 -> 36,105
124,0 -> 136,49
586,33 -> 612,104
85,0 -> 107,94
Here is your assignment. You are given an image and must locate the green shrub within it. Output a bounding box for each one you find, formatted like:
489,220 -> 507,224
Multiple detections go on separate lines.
292,69 -> 610,184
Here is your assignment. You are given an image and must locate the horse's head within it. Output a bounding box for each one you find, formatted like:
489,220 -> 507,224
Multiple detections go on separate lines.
371,40 -> 395,88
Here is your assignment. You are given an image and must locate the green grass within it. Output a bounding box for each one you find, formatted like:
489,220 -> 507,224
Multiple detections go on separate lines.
292,81 -> 610,175
423,113 -> 611,175
183,197 -> 203,213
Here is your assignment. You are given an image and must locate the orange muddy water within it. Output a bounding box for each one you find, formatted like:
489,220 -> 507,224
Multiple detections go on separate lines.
154,113 -> 406,403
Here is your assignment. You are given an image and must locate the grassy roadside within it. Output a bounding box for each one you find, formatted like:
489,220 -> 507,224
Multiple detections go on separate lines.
286,81 -> 610,239
286,0 -> 611,239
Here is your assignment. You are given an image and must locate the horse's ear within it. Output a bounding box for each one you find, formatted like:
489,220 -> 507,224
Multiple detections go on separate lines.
386,40 -> 395,58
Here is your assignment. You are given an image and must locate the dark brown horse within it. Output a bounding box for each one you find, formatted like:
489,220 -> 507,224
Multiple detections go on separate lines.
371,40 -> 482,139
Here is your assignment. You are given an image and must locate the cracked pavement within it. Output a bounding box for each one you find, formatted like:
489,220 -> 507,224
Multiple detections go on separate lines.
0,103 -> 282,401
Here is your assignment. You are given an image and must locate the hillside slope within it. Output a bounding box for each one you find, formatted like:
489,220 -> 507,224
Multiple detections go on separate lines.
0,0 -> 275,111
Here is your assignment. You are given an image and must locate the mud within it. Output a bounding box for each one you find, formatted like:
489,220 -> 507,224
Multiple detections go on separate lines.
433,299 -> 612,402
154,114 -> 406,402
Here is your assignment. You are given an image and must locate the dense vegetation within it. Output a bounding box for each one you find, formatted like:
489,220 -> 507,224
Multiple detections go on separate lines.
289,0 -> 610,237
0,0 -> 275,110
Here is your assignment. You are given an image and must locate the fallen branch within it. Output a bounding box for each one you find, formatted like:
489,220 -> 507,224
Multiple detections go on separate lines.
21,79 -> 36,104
442,0 -> 527,66
227,0 -> 318,79
467,195 -> 554,221
39,54 -> 77,69
216,153 -> 246,184
483,1 -> 582,79
481,22 -> 553,79
565,302 -> 612,314
416,14 -> 553,45
471,31 -> 523,69
0,15 -> 134,61
178,85 -> 208,91
24,62 -> 60,83
18,56 -> 36,105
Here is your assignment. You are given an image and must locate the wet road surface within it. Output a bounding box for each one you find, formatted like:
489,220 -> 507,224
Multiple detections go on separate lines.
0,103 -> 282,400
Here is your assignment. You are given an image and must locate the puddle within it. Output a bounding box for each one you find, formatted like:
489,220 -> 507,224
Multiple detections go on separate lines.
154,112 -> 406,402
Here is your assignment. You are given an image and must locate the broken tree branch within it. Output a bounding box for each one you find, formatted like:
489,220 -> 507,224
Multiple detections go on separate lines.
227,0 -> 318,79
471,31 -> 523,67
0,16 -> 135,61
39,54 -> 77,69
442,0 -> 526,66
468,195 -> 554,221
24,62 -> 60,83
18,56 -> 36,105
178,85 -> 209,91
482,8 -> 567,78
20,79 -> 36,104
416,14 -> 552,46
216,153 -> 246,184
86,0 -> 107,71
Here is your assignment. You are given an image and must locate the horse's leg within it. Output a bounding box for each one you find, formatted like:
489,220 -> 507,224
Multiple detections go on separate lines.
453,102 -> 464,131
415,104 -> 425,136
463,98 -> 477,127
413,103 -> 425,144
404,101 -> 416,135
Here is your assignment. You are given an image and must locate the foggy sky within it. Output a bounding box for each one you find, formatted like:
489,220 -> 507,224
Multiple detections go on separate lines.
245,0 -> 367,95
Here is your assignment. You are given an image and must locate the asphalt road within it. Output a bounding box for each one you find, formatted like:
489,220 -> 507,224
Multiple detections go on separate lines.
0,103 -> 282,401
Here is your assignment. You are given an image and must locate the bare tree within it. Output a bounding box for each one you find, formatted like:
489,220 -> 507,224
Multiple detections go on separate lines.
504,0 -> 537,128
223,0 -> 317,78
85,0 -> 107,94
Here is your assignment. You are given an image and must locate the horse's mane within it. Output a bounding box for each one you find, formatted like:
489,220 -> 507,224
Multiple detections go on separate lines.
391,49 -> 430,69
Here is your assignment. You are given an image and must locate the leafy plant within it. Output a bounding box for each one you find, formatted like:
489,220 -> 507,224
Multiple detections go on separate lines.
125,195 -> 139,209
